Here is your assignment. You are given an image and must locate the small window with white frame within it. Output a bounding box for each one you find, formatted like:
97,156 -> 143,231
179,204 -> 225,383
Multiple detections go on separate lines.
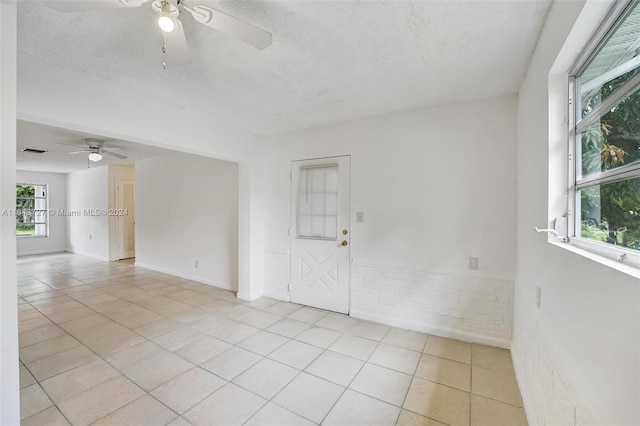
16,184 -> 48,238
569,0 -> 640,268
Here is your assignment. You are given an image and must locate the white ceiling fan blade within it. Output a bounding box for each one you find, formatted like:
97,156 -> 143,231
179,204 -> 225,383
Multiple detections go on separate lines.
101,149 -> 128,159
188,4 -> 272,49
57,141 -> 87,147
46,0 -> 149,13
165,18 -> 190,66
67,150 -> 91,154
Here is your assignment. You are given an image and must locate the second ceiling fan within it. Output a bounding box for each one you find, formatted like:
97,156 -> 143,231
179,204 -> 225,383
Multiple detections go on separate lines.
47,0 -> 273,68
62,138 -> 127,163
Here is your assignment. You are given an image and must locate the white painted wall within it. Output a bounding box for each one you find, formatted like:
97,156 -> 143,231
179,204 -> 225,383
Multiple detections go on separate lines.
107,165 -> 135,261
238,156 -> 266,300
17,53 -> 264,302
0,1 -> 19,424
513,1 -> 640,425
17,54 -> 252,163
16,170 -> 67,256
135,153 -> 239,290
263,95 -> 518,347
65,166 -> 110,261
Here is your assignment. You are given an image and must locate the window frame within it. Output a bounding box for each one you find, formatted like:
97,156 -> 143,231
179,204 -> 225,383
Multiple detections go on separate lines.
16,183 -> 49,239
567,0 -> 640,270
296,163 -> 340,241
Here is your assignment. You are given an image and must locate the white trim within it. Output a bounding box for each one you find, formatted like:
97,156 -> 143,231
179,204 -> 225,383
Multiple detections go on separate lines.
65,248 -> 109,262
349,308 -> 510,349
552,241 -> 640,278
133,261 -> 236,291
571,236 -> 640,267
263,291 -> 290,302
17,248 -> 67,257
566,0 -> 628,75
237,291 -> 264,301
510,340 -> 537,426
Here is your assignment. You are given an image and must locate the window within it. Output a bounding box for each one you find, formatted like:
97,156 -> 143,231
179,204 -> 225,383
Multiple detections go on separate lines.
569,0 -> 640,267
296,165 -> 339,239
16,184 -> 48,238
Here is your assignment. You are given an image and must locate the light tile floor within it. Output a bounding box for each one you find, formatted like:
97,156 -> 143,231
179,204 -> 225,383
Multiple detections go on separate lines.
17,253 -> 527,426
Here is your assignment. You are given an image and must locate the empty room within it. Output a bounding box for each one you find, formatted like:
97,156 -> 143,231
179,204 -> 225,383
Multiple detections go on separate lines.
0,0 -> 639,425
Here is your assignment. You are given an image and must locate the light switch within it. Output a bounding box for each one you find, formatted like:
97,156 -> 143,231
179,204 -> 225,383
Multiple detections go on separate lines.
356,212 -> 364,223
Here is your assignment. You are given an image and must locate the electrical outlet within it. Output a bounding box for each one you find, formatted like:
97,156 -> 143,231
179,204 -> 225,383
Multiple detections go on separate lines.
536,286 -> 541,308
469,257 -> 479,270
195,260 -> 199,269
356,212 -> 364,223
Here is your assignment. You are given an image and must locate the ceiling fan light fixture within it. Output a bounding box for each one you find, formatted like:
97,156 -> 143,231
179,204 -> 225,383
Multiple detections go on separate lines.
157,0 -> 175,33
88,152 -> 103,162
158,15 -> 175,33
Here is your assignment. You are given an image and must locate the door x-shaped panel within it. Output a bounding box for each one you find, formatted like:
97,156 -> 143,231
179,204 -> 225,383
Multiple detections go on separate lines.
299,251 -> 338,292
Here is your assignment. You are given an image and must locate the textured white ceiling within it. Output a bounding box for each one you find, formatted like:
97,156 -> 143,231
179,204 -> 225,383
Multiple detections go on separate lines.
17,120 -> 178,173
17,0 -> 552,137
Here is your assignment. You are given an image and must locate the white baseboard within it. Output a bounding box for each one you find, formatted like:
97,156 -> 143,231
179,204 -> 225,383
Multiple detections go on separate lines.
134,262 -> 235,292
237,292 -> 265,301
263,291 -> 290,302
511,340 -> 536,426
65,249 -> 110,262
17,248 -> 67,257
349,308 -> 511,349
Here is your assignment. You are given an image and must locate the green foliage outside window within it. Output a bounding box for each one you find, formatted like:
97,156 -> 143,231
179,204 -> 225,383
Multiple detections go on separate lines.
580,70 -> 640,250
16,185 -> 39,236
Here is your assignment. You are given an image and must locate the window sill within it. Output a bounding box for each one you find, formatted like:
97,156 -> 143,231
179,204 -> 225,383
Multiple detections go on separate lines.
17,235 -> 49,239
549,239 -> 640,279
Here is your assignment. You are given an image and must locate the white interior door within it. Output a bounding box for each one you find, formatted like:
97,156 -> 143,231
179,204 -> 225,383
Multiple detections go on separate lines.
290,156 -> 350,314
117,179 -> 135,260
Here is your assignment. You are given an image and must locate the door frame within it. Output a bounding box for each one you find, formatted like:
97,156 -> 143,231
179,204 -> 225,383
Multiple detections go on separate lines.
289,155 -> 352,313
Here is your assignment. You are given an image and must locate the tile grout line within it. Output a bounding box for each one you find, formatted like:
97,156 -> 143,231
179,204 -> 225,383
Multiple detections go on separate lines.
316,324 -> 390,425
19,254 -> 525,426
236,311 -> 332,425
19,268 -> 211,424
394,331 -> 430,424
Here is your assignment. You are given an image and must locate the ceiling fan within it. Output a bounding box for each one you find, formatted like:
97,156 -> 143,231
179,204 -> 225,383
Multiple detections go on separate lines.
61,138 -> 128,163
46,0 -> 273,68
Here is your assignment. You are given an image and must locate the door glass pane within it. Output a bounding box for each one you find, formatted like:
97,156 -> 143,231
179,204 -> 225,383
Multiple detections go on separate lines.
311,194 -> 324,215
311,169 -> 324,192
324,216 -> 337,235
311,216 -> 325,236
326,167 -> 338,192
297,165 -> 339,239
299,215 -> 312,236
578,176 -> 640,251
325,193 -> 338,213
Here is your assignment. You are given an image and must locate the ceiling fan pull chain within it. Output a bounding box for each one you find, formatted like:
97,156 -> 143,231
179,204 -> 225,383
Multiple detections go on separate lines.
161,30 -> 168,70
